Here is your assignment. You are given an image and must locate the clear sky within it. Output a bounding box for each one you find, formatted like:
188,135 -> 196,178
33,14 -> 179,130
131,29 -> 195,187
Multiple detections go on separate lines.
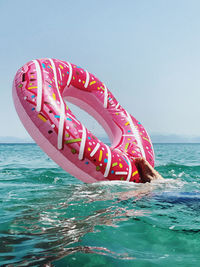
1,0 -> 200,140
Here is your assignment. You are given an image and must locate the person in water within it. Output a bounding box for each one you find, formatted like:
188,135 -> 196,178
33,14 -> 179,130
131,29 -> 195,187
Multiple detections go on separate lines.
134,157 -> 163,183
118,158 -> 164,201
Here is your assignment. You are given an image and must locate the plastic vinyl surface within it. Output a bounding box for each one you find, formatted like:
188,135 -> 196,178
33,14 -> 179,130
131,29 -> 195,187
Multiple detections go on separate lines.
12,58 -> 155,183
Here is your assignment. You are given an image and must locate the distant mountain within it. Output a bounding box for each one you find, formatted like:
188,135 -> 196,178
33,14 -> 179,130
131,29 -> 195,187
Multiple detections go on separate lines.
151,134 -> 200,143
0,134 -> 199,144
94,134 -> 200,144
99,134 -> 200,144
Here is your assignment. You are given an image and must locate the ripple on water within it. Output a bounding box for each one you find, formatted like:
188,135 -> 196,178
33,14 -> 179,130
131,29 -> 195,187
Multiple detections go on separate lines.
1,143 -> 200,266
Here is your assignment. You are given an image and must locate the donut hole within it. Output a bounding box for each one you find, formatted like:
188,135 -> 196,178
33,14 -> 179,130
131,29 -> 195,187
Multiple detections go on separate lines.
67,101 -> 111,146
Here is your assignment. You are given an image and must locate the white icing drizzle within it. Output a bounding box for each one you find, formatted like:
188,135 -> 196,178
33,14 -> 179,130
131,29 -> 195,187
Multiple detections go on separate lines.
103,84 -> 108,108
78,125 -> 86,160
126,111 -> 146,159
56,59 -> 69,69
49,58 -> 65,150
32,59 -> 42,112
58,67 -> 62,80
115,103 -> 120,109
67,62 -> 72,86
115,148 -> 132,181
148,150 -> 154,158
67,113 -> 80,125
84,70 -> 90,88
43,69 -> 50,75
90,143 -> 100,157
115,148 -> 122,154
115,171 -> 128,175
123,153 -> 132,182
104,145 -> 111,177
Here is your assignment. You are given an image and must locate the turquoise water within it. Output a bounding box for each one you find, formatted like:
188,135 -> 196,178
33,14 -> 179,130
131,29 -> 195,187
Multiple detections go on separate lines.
1,143 -> 200,266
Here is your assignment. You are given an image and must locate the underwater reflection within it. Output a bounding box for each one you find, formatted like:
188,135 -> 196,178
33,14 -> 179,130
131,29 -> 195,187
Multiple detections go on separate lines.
2,183 -> 147,266
2,179 -> 190,266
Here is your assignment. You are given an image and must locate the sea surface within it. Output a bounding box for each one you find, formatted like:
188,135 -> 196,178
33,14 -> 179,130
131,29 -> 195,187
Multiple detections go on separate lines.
0,143 -> 200,266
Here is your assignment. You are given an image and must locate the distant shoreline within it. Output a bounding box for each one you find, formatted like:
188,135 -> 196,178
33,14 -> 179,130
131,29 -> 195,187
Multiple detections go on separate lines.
1,135 -> 200,144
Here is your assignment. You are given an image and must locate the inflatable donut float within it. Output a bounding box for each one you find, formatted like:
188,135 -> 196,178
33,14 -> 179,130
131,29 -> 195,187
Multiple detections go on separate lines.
12,58 -> 155,183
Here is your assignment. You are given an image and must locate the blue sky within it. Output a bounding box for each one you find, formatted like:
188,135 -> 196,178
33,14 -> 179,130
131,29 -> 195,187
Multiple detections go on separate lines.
1,0 -> 200,140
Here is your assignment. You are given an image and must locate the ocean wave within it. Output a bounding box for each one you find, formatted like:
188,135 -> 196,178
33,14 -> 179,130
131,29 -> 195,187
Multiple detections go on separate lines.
157,162 -> 200,169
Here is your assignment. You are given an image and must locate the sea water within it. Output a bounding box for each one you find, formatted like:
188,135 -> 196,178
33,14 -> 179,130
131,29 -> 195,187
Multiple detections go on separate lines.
0,143 -> 200,266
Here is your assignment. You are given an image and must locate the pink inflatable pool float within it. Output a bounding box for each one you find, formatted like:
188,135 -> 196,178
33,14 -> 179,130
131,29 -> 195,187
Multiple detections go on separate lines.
13,58 -> 154,183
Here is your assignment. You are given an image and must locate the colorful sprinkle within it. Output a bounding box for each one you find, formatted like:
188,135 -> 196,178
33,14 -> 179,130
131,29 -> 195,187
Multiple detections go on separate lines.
89,81 -> 96,86
125,143 -> 129,150
132,171 -> 138,177
52,93 -> 56,100
112,162 -> 118,167
71,148 -> 77,154
65,138 -> 81,144
38,114 -> 47,122
99,150 -> 103,161
143,137 -> 150,142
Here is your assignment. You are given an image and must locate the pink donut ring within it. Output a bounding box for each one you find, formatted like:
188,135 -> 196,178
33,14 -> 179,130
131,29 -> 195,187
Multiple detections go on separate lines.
13,58 -> 155,183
